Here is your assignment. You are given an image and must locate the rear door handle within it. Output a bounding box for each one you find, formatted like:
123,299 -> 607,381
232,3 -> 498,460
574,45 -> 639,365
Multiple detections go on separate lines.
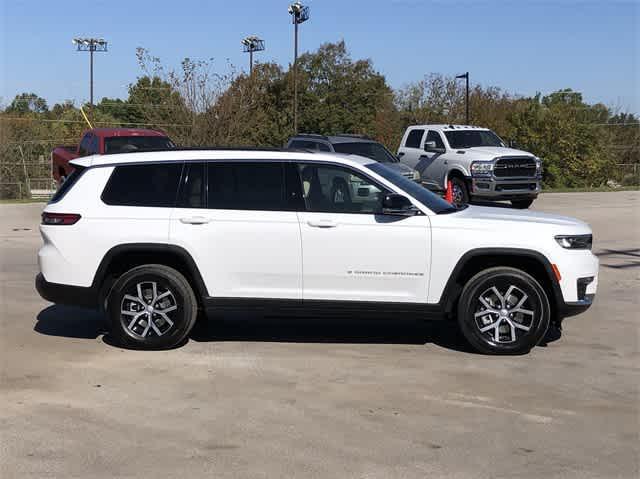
180,216 -> 211,225
307,219 -> 337,228
398,152 -> 405,157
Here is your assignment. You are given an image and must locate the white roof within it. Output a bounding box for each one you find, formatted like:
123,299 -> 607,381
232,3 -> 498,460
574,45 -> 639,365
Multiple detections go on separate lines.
409,124 -> 491,131
70,149 -> 376,169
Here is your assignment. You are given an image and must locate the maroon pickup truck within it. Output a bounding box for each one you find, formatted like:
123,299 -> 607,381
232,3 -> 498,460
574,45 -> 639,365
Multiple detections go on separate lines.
52,128 -> 175,183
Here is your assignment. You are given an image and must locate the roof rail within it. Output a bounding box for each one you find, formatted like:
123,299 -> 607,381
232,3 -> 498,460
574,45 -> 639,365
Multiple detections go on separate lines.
291,133 -> 329,140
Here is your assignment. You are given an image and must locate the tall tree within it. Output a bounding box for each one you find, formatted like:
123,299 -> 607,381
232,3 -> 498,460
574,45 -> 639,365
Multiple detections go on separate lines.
5,93 -> 48,114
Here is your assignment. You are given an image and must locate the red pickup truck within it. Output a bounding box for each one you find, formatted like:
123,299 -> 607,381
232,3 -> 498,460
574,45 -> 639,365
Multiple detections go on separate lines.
52,128 -> 175,183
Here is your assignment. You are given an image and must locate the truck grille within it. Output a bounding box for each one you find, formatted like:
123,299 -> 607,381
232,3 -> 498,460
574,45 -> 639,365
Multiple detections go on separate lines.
493,157 -> 537,178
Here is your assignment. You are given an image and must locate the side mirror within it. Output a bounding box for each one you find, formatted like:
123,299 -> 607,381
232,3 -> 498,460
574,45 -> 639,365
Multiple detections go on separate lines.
382,193 -> 418,216
424,141 -> 445,154
508,139 -> 519,149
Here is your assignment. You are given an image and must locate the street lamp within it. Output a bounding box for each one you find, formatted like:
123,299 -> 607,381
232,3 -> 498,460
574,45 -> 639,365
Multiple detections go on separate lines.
241,36 -> 265,75
288,1 -> 310,134
72,37 -> 108,106
455,72 -> 469,124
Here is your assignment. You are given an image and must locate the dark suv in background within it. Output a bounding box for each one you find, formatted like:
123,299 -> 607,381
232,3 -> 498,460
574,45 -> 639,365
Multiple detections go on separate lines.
286,133 -> 423,184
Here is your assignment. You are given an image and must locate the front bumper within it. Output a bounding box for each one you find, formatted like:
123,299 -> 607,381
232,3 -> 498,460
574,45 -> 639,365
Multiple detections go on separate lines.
35,273 -> 98,309
562,294 -> 595,318
469,176 -> 541,200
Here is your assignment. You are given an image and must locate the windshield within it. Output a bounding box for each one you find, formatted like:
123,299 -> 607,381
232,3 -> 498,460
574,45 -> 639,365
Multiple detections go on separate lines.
365,162 -> 458,214
104,136 -> 175,154
333,141 -> 399,163
444,130 -> 504,149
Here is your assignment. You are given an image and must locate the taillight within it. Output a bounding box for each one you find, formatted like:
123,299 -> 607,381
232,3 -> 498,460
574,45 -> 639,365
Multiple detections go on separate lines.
41,212 -> 81,225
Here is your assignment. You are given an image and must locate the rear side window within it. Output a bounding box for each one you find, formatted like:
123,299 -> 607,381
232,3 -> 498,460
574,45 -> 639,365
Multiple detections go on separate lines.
102,163 -> 183,207
49,166 -> 86,204
405,129 -> 424,148
207,162 -> 285,211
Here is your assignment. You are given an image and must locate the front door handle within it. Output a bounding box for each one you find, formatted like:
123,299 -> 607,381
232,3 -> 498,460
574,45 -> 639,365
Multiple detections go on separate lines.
180,216 -> 211,225
307,219 -> 337,228
398,152 -> 405,157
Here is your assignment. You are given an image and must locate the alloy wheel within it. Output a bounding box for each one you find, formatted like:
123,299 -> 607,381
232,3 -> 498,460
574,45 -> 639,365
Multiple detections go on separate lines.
474,284 -> 535,344
120,281 -> 178,339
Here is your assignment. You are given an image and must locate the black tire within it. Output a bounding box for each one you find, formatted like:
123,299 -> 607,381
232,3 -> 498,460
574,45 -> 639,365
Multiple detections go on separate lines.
450,176 -> 469,206
456,267 -> 550,355
107,264 -> 198,350
511,198 -> 534,209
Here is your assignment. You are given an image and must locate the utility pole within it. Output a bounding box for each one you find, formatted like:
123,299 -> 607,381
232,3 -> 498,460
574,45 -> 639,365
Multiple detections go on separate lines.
72,38 -> 108,106
456,72 -> 470,124
241,36 -> 265,75
288,2 -> 310,134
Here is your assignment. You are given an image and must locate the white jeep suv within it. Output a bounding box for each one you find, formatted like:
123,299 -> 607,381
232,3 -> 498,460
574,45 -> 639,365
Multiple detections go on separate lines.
36,149 -> 598,354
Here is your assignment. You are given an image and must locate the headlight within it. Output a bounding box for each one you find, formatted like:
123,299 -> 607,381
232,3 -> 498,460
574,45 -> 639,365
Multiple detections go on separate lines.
470,161 -> 494,177
535,158 -> 542,177
555,234 -> 592,250
412,170 -> 421,181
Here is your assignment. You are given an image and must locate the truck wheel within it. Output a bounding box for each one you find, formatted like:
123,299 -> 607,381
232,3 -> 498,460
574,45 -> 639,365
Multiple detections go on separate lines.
450,177 -> 469,206
107,264 -> 198,350
456,267 -> 550,355
511,199 -> 534,209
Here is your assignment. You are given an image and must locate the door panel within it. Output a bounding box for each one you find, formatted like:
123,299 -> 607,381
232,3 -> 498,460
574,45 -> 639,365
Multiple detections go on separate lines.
295,162 -> 430,303
298,212 -> 430,302
171,209 -> 302,298
169,161 -> 302,299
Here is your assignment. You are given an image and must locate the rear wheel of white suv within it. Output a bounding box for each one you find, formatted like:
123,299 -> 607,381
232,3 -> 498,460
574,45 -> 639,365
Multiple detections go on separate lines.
107,264 -> 198,350
456,267 -> 550,355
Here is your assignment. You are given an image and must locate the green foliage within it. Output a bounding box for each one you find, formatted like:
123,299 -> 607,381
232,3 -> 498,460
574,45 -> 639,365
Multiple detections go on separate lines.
295,40 -> 396,140
1,41 -> 637,199
5,93 -> 49,114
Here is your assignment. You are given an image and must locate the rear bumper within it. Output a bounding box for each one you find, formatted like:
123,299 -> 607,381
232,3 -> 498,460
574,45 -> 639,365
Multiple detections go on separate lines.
35,273 -> 98,309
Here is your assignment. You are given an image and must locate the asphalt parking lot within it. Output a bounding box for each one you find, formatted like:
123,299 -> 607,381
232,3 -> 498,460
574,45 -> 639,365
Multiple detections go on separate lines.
1,191 -> 638,479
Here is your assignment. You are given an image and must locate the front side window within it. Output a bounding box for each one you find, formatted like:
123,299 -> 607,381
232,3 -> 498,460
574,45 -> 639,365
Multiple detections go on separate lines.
207,162 -> 286,211
297,163 -> 387,214
102,163 -> 183,207
444,130 -> 505,149
405,129 -> 425,148
332,142 -> 398,163
365,162 -> 457,214
426,130 -> 445,149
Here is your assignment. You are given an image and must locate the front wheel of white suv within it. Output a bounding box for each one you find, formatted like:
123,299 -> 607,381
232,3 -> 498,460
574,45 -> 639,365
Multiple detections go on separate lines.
107,264 -> 198,350
456,267 -> 550,355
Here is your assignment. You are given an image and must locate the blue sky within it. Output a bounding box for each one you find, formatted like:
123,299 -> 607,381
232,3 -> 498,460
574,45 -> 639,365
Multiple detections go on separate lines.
1,0 -> 638,112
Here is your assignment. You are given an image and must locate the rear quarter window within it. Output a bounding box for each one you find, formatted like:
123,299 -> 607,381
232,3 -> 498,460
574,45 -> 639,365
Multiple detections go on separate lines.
101,163 -> 184,207
49,166 -> 86,204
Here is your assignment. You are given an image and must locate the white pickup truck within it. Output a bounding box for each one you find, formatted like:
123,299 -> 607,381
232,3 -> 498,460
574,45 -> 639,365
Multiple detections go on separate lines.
397,125 -> 542,208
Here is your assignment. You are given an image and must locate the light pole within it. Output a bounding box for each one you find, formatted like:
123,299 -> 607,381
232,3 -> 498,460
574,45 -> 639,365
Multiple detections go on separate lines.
455,72 -> 469,124
241,36 -> 265,75
72,37 -> 108,106
288,1 -> 309,134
